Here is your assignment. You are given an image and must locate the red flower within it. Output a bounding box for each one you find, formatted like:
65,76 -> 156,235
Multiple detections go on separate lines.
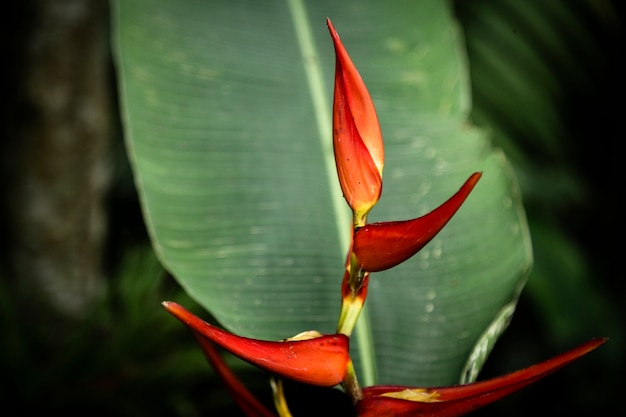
352,172 -> 481,272
164,301 -> 606,417
162,301 -> 350,387
160,18 -> 608,417
356,338 -> 607,417
328,18 -> 384,225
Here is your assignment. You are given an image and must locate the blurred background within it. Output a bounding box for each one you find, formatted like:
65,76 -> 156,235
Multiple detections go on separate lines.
1,0 -> 623,415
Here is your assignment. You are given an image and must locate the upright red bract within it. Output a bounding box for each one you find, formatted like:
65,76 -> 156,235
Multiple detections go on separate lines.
328,18 -> 384,226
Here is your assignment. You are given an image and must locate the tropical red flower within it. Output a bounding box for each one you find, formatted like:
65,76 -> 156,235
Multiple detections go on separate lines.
353,172 -> 481,272
356,338 -> 607,417
162,301 -> 350,387
328,18 -> 384,225
164,300 -> 606,417
160,18 -> 608,417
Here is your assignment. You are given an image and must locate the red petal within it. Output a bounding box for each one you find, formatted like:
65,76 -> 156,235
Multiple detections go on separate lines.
328,18 -> 384,173
328,18 -> 383,218
162,301 -> 350,387
353,172 -> 481,272
357,338 -> 607,417
333,86 -> 382,216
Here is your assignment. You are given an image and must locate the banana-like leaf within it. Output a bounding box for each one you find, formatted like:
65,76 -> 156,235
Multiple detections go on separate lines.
112,0 -> 532,387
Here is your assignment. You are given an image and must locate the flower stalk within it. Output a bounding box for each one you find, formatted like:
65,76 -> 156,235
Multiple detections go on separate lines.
336,252 -> 369,336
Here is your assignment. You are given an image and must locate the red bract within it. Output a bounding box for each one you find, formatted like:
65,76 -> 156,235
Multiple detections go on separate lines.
353,172 -> 481,272
328,18 -> 384,224
162,302 -> 350,387
356,338 -> 607,417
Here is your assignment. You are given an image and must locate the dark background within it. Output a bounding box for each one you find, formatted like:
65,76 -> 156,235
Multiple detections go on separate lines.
1,0 -> 623,416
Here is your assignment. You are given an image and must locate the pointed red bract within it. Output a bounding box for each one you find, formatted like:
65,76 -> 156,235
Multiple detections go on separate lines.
162,302 -> 350,387
356,338 -> 607,417
328,18 -> 384,221
353,172 -> 481,272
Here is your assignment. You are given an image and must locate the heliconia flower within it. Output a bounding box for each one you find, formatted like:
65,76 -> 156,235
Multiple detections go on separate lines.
328,18 -> 384,224
353,172 -> 481,272
355,337 -> 607,417
162,301 -> 350,387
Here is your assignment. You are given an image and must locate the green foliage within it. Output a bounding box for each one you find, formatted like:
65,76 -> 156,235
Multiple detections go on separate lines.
454,0 -> 624,414
1,0 -> 622,416
2,247 -> 205,415
113,0 -> 532,389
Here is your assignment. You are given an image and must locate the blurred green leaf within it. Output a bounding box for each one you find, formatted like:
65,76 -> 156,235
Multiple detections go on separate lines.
453,1 -> 624,414
112,0 -> 532,387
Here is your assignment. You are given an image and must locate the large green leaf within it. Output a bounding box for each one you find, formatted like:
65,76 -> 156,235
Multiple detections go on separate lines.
112,0 -> 532,387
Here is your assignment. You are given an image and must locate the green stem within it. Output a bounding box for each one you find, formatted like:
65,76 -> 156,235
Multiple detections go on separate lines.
354,304 -> 378,387
342,360 -> 363,405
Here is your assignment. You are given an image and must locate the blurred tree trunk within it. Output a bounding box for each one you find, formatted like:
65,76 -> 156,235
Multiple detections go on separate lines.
1,0 -> 113,318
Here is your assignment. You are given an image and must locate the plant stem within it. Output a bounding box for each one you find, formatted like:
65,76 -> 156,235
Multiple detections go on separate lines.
342,360 -> 363,405
270,378 -> 294,417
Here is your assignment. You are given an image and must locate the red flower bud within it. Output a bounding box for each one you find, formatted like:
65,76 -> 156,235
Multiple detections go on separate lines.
328,18 -> 384,223
162,301 -> 350,387
353,172 -> 481,272
356,338 -> 607,417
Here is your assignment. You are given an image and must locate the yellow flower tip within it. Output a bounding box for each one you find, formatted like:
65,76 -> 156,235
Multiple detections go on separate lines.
283,330 -> 323,342
380,388 -> 442,403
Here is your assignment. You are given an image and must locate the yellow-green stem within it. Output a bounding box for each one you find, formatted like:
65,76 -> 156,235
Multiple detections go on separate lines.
348,253 -> 367,294
270,377 -> 293,417
342,360 -> 363,405
336,292 -> 364,336
336,253 -> 369,335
